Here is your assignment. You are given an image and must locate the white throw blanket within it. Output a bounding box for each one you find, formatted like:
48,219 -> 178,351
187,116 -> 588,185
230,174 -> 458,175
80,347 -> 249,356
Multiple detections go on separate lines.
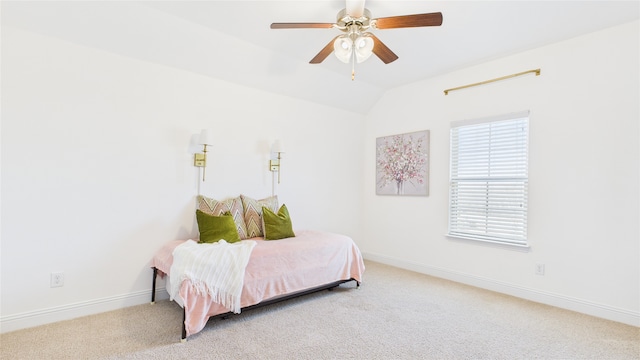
169,239 -> 256,313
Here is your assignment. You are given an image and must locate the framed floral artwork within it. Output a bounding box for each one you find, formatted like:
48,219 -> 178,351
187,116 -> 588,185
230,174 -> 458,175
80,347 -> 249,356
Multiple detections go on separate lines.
376,130 -> 429,196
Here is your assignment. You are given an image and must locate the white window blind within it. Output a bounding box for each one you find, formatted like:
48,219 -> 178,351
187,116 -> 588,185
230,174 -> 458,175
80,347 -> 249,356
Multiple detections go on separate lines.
449,113 -> 529,246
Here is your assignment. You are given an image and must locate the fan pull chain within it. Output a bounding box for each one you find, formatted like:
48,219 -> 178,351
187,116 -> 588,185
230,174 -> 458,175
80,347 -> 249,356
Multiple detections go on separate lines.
351,48 -> 356,81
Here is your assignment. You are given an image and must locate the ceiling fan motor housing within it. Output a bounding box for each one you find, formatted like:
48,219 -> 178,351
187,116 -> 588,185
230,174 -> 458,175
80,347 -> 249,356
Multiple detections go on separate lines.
336,8 -> 372,31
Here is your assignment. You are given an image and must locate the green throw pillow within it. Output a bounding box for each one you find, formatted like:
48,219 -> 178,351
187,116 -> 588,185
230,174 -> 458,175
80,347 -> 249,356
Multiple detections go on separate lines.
262,204 -> 295,240
196,209 -> 241,244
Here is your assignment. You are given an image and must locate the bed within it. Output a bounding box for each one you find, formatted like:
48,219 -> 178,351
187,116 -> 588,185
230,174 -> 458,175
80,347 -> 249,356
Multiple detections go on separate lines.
150,194 -> 365,341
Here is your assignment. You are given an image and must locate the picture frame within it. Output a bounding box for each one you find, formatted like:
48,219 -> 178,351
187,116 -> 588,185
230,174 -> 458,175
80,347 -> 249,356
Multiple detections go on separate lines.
376,130 -> 429,196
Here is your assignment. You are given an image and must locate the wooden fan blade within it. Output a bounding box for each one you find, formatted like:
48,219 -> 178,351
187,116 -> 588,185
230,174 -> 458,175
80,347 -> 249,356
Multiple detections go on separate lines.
374,12 -> 443,29
271,23 -> 334,29
310,36 -> 340,64
370,34 -> 398,64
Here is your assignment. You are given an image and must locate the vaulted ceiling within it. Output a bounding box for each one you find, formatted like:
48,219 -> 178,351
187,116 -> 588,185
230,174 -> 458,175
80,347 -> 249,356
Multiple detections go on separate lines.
3,1 -> 639,114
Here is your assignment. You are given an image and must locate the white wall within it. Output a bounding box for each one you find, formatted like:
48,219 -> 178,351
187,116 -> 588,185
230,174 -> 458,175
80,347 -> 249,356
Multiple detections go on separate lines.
0,26 -> 365,332
362,20 -> 639,326
2,11 -> 637,334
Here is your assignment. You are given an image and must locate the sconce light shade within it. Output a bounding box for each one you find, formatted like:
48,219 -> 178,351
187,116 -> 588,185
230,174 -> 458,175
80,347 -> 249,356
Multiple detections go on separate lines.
272,140 -> 285,154
198,129 -> 213,146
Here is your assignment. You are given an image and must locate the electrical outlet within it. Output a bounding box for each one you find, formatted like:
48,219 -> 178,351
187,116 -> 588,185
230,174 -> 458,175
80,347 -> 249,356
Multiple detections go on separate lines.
535,264 -> 545,276
50,272 -> 64,287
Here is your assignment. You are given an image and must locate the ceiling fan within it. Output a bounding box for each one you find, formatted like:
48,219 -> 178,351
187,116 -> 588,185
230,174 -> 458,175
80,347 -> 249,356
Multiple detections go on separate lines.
270,0 -> 443,79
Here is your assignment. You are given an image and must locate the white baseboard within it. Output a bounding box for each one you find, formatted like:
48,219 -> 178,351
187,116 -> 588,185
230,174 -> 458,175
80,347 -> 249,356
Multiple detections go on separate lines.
0,288 -> 170,334
3,256 -> 638,333
363,252 -> 640,327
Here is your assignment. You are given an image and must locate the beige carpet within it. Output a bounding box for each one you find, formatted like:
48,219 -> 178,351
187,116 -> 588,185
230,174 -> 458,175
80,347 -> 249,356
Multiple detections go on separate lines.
1,261 -> 638,359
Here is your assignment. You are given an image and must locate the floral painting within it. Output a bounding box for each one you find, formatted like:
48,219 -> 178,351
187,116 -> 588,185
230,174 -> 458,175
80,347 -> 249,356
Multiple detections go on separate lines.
376,130 -> 429,196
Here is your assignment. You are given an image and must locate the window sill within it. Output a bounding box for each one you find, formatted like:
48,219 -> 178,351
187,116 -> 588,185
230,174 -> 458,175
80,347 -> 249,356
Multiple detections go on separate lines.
446,234 -> 531,253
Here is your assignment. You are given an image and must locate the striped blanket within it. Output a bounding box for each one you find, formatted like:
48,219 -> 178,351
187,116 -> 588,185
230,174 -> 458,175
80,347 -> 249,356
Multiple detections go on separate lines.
169,239 -> 256,313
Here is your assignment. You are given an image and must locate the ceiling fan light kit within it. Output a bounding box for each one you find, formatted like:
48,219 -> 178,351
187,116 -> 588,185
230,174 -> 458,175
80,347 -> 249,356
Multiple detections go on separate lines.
270,0 -> 443,80
333,32 -> 374,64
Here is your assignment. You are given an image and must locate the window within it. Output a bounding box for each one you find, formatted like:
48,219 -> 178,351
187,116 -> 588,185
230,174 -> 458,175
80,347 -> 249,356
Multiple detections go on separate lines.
448,112 -> 529,247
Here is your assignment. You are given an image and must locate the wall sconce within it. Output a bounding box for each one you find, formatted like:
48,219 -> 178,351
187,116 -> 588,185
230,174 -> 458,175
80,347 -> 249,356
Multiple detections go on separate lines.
194,129 -> 212,181
269,140 -> 285,184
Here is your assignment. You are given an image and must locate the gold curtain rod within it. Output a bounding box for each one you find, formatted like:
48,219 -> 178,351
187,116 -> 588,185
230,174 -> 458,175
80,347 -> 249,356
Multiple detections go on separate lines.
444,68 -> 541,95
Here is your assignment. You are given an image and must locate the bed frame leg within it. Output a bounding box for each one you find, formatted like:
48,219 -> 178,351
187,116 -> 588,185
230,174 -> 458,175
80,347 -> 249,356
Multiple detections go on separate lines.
151,267 -> 158,304
181,308 -> 187,342
152,267 -> 188,342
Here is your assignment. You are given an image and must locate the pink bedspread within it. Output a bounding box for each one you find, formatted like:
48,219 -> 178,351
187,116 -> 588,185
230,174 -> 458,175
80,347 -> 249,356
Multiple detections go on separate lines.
151,230 -> 365,337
